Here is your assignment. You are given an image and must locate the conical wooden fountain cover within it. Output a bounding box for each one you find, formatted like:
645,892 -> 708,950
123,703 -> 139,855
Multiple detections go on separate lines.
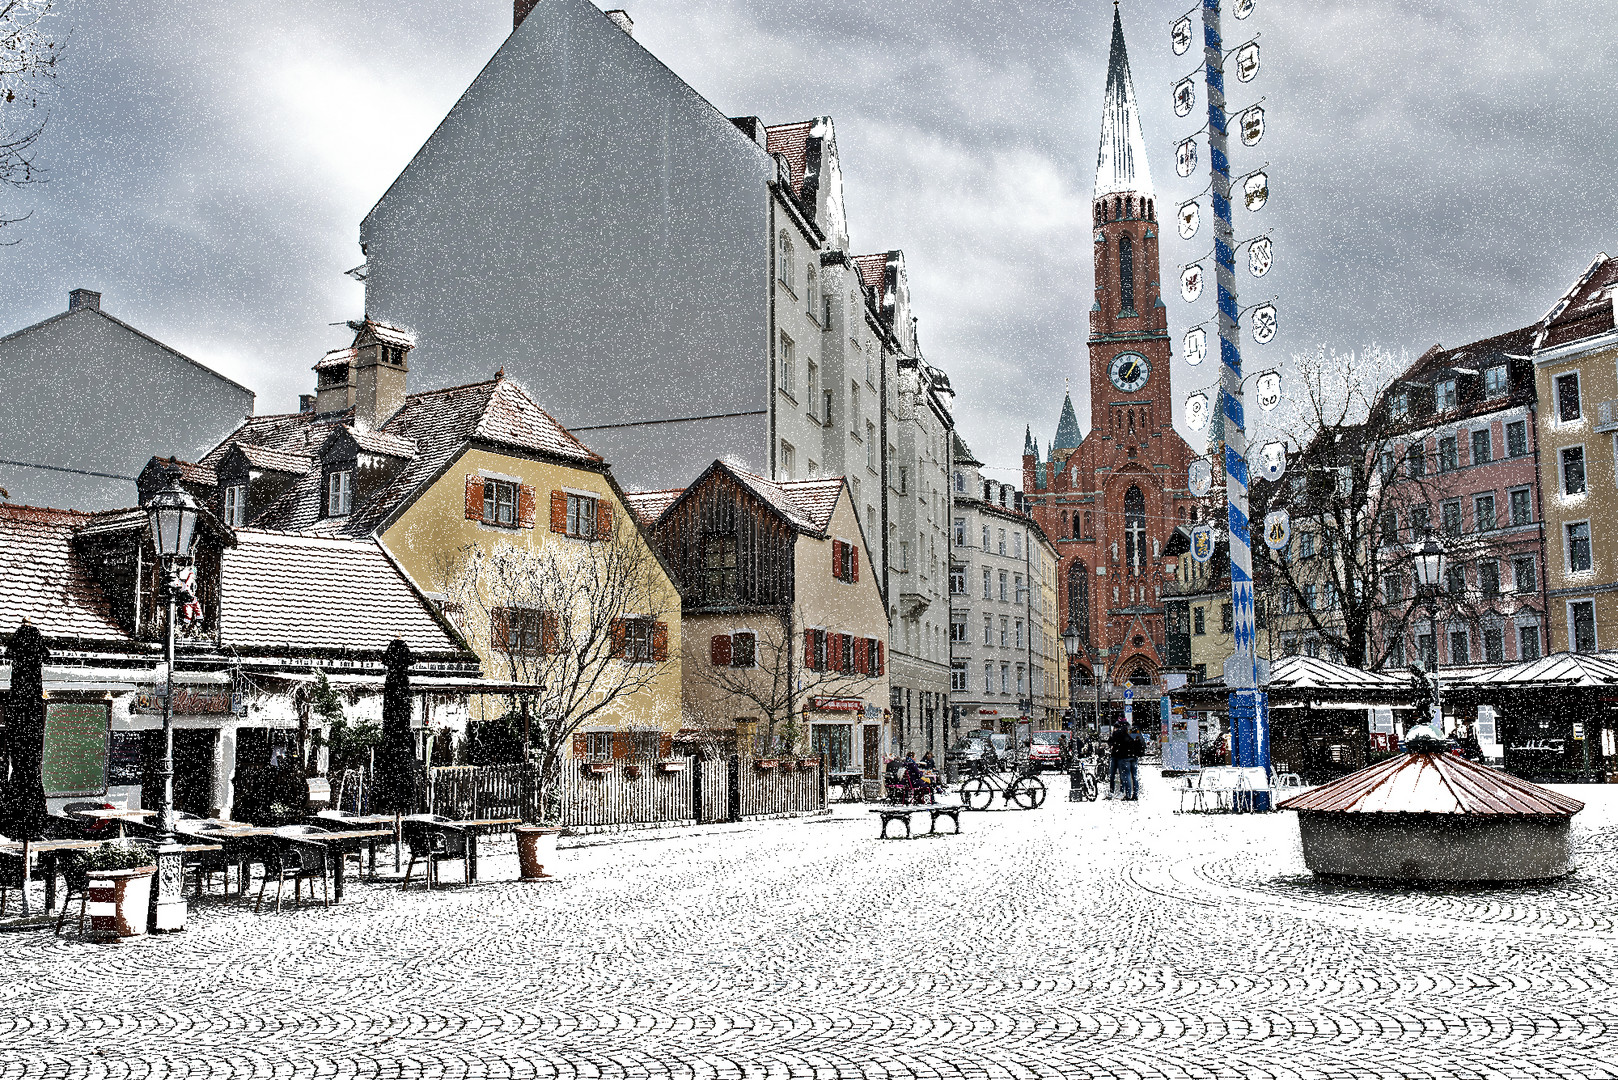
1277,750 -> 1584,816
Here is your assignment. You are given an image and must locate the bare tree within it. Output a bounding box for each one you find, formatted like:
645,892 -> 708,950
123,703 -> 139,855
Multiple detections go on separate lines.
1249,346 -> 1486,670
438,530 -> 677,820
0,0 -> 63,239
685,618 -> 879,758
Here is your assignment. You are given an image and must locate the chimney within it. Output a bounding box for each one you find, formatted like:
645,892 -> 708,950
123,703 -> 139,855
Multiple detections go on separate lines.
68,289 -> 101,313
299,394 -> 316,414
350,321 -> 413,432
514,0 -> 538,29
604,9 -> 633,34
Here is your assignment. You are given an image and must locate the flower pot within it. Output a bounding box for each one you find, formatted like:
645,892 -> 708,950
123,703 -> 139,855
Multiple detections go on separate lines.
88,866 -> 157,940
586,763 -> 613,776
755,759 -> 779,770
624,764 -> 643,780
514,825 -> 563,881
659,760 -> 686,773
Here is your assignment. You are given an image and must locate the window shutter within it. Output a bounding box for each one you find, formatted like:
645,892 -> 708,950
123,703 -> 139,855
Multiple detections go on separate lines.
659,734 -> 673,759
550,490 -> 567,533
609,618 -> 627,658
805,629 -> 816,669
651,621 -> 668,662
832,540 -> 842,578
541,611 -> 559,655
490,609 -> 510,651
711,634 -> 732,667
611,732 -> 630,760
572,731 -> 587,758
828,632 -> 842,672
854,637 -> 868,674
517,484 -> 536,529
876,641 -> 885,675
597,500 -> 614,540
851,545 -> 859,582
465,475 -> 485,521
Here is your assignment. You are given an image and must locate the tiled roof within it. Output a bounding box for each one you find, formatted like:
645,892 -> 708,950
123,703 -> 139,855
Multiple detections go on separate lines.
0,505 -> 130,643
623,488 -> 684,527
773,477 -> 845,532
218,530 -> 461,654
852,253 -> 889,303
1535,254 -> 1618,351
350,319 -> 416,349
203,376 -> 601,538
235,443 -> 313,475
313,347 -> 356,371
1277,750 -> 1584,817
342,426 -> 417,459
765,120 -> 814,198
147,457 -> 218,488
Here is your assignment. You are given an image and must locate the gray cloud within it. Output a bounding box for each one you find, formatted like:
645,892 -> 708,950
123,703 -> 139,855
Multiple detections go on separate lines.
2,0 -> 1614,485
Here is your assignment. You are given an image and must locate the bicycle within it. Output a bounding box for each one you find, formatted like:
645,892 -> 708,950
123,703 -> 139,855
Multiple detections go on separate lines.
1066,758 -> 1099,802
957,757 -> 1048,811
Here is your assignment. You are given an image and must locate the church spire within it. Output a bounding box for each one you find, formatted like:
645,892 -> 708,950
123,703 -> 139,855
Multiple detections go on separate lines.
1094,4 -> 1153,199
1024,425 -> 1039,460
1053,392 -> 1083,451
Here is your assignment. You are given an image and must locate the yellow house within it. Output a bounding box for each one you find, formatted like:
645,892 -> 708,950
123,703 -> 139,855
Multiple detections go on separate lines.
1533,254 -> 1618,654
627,461 -> 891,779
193,321 -> 682,755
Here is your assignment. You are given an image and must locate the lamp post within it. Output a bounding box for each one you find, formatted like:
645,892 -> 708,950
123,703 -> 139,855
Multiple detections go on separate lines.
1410,537 -> 1446,735
144,470 -> 199,932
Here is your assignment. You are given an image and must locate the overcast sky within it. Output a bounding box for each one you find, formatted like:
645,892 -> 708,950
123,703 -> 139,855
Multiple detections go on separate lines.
1,0 -> 1614,483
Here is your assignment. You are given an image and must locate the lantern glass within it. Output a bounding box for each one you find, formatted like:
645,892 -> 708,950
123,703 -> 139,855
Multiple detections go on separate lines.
1063,625 -> 1082,658
1411,539 -> 1444,591
147,480 -> 200,558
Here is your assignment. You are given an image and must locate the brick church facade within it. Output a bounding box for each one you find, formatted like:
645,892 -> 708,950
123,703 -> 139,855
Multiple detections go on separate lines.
1023,7 -> 1201,715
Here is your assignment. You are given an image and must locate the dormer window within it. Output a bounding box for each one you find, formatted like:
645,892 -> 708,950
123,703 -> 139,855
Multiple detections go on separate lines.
1483,364 -> 1508,398
327,469 -> 353,516
223,483 -> 247,526
1435,379 -> 1458,411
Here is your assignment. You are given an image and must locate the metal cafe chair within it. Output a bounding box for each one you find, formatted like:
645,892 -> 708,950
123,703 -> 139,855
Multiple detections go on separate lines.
401,815 -> 470,890
255,827 -> 332,913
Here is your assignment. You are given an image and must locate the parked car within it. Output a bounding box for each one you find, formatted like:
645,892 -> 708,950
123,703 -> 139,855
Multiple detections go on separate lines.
1027,731 -> 1067,772
947,731 -> 1012,770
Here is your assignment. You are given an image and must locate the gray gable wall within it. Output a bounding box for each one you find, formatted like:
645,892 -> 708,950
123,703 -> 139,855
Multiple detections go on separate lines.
360,0 -> 772,489
0,307 -> 254,510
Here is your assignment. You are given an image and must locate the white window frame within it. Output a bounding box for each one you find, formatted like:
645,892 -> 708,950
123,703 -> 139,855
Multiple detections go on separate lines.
1565,519 -> 1593,575
1435,378 -> 1458,411
1508,486 -> 1533,526
1560,443 -> 1587,497
778,333 -> 795,397
224,483 -> 247,527
1506,419 -> 1529,457
327,469 -> 353,517
806,361 -> 819,420
1483,364 -> 1508,398
1555,370 -> 1581,423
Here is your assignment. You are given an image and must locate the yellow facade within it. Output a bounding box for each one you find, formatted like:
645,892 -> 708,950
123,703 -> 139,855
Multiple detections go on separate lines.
1535,334 -> 1618,653
381,446 -> 682,739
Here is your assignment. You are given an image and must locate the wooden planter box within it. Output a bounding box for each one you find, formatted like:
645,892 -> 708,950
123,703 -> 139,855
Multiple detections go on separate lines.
755,759 -> 780,770
88,866 -> 157,940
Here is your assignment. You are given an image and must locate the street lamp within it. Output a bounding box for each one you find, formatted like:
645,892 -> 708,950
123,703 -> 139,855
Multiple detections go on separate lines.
145,470 -> 200,845
1409,536 -> 1446,736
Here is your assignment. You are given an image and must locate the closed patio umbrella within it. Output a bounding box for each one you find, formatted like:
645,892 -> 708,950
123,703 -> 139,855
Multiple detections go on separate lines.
2,621 -> 48,841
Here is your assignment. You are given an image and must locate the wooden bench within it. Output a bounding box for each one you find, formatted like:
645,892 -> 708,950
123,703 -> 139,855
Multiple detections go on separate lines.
869,805 -> 963,839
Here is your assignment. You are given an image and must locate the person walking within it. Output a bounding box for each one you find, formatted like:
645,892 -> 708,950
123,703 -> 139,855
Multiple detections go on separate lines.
1109,720 -> 1141,801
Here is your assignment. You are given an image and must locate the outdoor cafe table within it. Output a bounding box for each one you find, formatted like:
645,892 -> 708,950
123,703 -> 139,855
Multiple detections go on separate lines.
71,807 -> 157,838
423,818 -> 521,883
309,829 -> 394,900
0,838 -> 104,915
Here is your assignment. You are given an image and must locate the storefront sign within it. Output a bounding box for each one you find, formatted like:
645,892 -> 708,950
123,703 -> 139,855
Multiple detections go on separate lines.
810,696 -> 863,714
132,688 -> 238,716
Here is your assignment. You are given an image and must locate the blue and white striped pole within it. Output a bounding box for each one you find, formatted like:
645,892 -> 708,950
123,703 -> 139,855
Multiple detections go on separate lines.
1204,0 -> 1270,804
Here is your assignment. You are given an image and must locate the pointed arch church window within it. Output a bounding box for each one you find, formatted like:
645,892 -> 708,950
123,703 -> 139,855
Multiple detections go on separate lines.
1068,561 -> 1091,645
1119,234 -> 1135,312
1124,485 -> 1146,575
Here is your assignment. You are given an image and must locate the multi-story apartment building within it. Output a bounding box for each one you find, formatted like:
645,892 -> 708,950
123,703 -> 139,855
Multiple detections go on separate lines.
949,438 -> 1061,736
355,1 -> 953,750
1376,328 -> 1549,668
1533,253 -> 1618,654
1165,528 -> 1235,683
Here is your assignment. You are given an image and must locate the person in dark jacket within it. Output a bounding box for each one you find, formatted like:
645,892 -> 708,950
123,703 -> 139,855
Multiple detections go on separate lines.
1108,721 -> 1141,801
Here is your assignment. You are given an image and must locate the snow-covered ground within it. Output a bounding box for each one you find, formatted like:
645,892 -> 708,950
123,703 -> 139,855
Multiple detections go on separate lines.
2,770 -> 1614,1080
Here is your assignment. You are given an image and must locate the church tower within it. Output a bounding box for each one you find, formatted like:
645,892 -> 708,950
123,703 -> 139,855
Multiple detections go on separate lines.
1022,4 -> 1201,719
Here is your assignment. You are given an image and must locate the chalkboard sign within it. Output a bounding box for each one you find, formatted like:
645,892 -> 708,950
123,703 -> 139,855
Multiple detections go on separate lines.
41,701 -> 110,798
108,730 -> 146,785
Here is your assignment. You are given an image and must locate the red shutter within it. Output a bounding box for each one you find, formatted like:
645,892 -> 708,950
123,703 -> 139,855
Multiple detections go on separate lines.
517,484 -> 536,529
851,545 -> 859,582
854,637 -> 868,674
572,731 -> 587,758
541,611 -> 559,654
465,475 -> 485,521
597,500 -> 614,540
609,618 -> 627,658
828,632 -> 842,672
832,540 -> 842,579
550,490 -> 567,533
711,634 -> 732,667
490,609 -> 510,651
651,621 -> 668,662
876,641 -> 885,675
805,629 -> 816,668
611,733 -> 630,760
659,734 -> 673,759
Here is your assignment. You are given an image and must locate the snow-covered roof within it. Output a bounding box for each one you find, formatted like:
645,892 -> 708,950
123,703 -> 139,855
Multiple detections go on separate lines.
1460,651 -> 1618,687
1278,750 -> 1584,817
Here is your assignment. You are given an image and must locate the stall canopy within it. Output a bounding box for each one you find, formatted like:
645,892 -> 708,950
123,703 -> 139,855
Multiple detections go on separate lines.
1176,655 -> 1412,711
1457,652 -> 1618,689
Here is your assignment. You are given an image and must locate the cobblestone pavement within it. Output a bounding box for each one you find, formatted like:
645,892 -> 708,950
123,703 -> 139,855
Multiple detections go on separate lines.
3,770 -> 1617,1080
